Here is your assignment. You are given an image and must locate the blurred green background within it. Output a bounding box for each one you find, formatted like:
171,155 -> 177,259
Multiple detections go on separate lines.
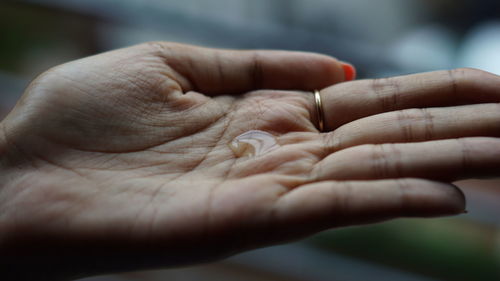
1,1 -> 500,280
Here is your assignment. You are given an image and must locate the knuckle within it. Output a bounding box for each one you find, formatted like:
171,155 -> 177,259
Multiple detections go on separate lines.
369,77 -> 401,112
368,144 -> 388,178
464,137 -> 500,154
453,67 -> 488,77
456,138 -> 473,173
249,52 -> 264,89
395,108 -> 425,121
395,109 -> 416,142
453,138 -> 500,174
322,131 -> 343,154
394,178 -> 430,216
368,143 -> 403,178
394,178 -> 410,213
142,41 -> 170,53
454,137 -> 500,176
447,68 -> 491,97
395,108 -> 435,141
336,181 -> 354,216
141,41 -> 184,62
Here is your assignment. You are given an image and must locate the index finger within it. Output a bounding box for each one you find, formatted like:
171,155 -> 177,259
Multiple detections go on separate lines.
144,42 -> 354,95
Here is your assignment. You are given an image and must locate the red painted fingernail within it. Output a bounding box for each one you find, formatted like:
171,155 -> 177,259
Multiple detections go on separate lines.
341,63 -> 356,81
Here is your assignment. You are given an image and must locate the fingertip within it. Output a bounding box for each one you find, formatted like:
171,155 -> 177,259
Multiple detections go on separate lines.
406,181 -> 467,217
447,183 -> 467,215
435,182 -> 467,216
341,62 -> 356,81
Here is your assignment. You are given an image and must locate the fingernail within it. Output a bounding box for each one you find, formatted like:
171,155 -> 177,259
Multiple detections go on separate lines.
341,63 -> 356,81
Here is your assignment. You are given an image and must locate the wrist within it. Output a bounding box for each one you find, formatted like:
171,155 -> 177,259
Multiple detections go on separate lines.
0,121 -> 107,280
0,123 -> 52,280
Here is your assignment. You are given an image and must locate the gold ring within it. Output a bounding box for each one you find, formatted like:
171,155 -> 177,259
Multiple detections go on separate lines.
314,90 -> 325,132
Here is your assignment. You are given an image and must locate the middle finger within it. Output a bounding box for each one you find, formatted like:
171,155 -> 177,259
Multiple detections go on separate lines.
320,68 -> 500,131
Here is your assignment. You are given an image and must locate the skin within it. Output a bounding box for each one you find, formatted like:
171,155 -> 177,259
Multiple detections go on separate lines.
1,42 -> 499,280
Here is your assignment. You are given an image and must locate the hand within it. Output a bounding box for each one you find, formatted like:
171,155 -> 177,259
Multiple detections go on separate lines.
0,42 -> 494,280
0,42 -> 350,280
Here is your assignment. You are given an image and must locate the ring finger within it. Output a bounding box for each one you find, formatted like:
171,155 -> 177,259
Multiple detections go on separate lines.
326,103 -> 500,151
313,137 -> 500,182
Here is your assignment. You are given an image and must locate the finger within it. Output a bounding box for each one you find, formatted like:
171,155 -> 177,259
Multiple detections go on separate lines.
143,42 -> 353,95
319,68 -> 500,130
327,103 -> 500,151
314,137 -> 500,181
273,179 -> 464,236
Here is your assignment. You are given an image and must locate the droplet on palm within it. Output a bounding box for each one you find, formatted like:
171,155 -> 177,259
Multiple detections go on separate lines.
228,130 -> 280,157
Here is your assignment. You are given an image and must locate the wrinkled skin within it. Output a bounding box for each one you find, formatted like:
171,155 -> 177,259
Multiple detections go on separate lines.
2,42 -> 500,280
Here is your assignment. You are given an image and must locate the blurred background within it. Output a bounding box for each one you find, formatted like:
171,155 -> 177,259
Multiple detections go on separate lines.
1,0 -> 500,280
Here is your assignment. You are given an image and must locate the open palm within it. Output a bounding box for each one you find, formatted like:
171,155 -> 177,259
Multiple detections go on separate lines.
6,42 -> 499,279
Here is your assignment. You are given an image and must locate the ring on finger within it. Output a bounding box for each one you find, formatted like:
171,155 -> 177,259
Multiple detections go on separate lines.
314,90 -> 325,132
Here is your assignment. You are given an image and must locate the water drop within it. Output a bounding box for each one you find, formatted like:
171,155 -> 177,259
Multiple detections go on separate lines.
228,130 -> 280,158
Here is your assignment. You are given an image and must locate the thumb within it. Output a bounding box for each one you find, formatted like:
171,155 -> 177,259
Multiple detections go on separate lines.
146,42 -> 355,95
